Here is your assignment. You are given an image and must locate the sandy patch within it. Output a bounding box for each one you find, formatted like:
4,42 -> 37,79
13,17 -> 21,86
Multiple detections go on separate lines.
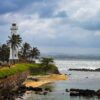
23,74 -> 68,88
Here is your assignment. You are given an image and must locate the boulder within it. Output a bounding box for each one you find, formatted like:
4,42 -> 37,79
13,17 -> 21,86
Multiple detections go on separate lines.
65,89 -> 69,92
44,88 -> 52,92
96,89 -> 100,96
70,88 -> 96,97
27,87 -> 42,92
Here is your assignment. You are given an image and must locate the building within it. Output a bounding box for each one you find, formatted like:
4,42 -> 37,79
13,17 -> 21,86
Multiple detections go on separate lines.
9,23 -> 19,63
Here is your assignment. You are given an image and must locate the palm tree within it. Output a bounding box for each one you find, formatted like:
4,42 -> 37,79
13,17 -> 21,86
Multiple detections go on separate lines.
40,57 -> 54,74
29,47 -> 40,62
8,34 -> 22,63
8,34 -> 22,49
0,44 -> 9,62
20,42 -> 31,60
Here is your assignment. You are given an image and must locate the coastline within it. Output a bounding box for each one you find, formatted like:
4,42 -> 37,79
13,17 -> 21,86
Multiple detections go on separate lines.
23,74 -> 68,88
0,62 -> 61,100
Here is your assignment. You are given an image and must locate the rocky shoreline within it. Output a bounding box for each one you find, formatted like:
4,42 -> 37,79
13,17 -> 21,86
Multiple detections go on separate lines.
0,71 -> 30,100
15,87 -> 100,99
66,88 -> 100,97
69,68 -> 100,72
0,64 -> 60,100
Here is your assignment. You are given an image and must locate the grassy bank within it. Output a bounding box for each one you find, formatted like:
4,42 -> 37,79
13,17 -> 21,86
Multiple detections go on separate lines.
0,63 -> 39,79
0,63 -> 59,79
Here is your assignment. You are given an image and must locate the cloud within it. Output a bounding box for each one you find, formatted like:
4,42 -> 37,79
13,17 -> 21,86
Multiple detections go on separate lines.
0,0 -> 45,14
1,0 -> 100,55
57,0 -> 100,30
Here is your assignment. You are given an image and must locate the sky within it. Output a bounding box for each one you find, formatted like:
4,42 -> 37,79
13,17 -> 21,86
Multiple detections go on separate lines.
0,0 -> 100,55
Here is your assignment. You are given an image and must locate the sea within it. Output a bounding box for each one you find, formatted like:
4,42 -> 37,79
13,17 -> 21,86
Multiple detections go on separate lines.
18,59 -> 100,100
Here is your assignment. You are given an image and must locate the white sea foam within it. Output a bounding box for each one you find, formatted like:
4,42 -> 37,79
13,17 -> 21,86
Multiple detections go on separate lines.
55,59 -> 100,72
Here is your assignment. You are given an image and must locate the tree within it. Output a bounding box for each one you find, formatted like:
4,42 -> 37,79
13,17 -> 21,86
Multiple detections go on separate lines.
8,34 -> 22,63
0,44 -> 9,62
29,47 -> 40,61
20,42 -> 31,60
8,34 -> 22,49
40,57 -> 54,74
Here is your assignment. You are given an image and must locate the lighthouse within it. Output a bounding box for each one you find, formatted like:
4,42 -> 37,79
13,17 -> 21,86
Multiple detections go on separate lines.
9,23 -> 19,63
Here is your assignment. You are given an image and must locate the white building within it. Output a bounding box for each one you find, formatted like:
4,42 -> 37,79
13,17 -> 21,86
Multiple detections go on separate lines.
9,23 -> 19,62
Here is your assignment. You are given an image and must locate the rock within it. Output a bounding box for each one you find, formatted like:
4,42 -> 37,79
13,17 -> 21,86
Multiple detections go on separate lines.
18,85 -> 27,94
33,87 -> 42,92
70,88 -> 96,97
70,89 -> 79,92
65,89 -> 69,92
79,89 -> 95,96
43,91 -> 48,95
19,85 -> 27,90
70,91 -> 79,96
27,87 -> 42,92
96,89 -> 100,96
69,68 -> 100,72
44,88 -> 52,92
27,86 -> 34,91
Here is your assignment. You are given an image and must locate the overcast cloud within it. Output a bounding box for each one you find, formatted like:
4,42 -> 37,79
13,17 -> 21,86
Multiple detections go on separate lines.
0,0 -> 100,55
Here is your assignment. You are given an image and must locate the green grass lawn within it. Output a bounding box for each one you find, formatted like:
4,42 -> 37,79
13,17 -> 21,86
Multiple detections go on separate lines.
0,63 -> 40,79
0,63 -> 58,79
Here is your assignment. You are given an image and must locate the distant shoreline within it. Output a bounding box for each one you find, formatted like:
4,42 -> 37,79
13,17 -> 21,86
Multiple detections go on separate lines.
43,55 -> 100,60
54,58 -> 100,61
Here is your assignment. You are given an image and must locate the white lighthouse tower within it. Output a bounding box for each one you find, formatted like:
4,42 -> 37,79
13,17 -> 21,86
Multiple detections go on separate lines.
9,23 -> 19,63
